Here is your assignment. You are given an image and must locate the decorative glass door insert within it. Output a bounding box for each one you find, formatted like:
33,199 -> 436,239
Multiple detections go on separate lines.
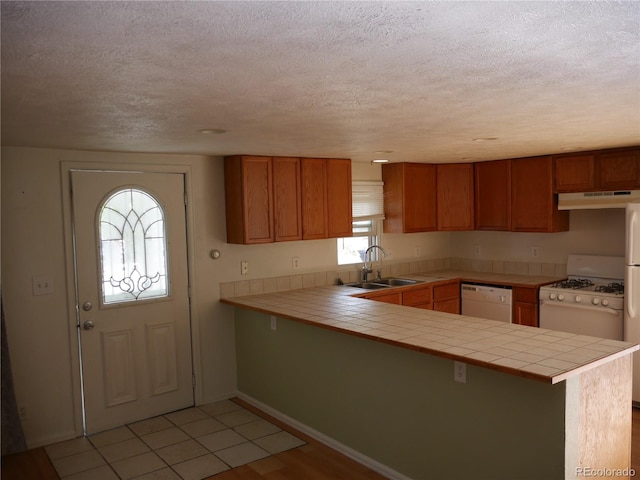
99,188 -> 168,304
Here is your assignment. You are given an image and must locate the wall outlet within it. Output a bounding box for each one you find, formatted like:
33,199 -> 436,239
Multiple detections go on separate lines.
240,261 -> 249,275
454,361 -> 467,384
32,275 -> 54,296
414,246 -> 420,257
270,315 -> 277,331
473,245 -> 481,257
18,404 -> 28,420
292,257 -> 300,270
531,246 -> 539,258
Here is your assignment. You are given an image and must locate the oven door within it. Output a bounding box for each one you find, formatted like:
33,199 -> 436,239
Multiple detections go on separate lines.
539,300 -> 623,340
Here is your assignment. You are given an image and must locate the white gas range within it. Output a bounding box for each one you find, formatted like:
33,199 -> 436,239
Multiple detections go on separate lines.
539,255 -> 625,340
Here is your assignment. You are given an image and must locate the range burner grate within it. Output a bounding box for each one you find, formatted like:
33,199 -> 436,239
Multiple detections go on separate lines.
551,278 -> 594,289
594,282 -> 624,294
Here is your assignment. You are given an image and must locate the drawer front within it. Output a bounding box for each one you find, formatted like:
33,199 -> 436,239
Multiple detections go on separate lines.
433,282 -> 459,300
513,287 -> 538,304
367,292 -> 402,304
403,287 -> 432,306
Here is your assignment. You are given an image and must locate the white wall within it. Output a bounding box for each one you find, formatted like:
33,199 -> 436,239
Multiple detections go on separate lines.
1,147 -> 425,447
0,148 -> 625,448
451,209 -> 626,264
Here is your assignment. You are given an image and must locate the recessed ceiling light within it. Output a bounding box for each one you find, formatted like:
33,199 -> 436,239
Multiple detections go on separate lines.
371,159 -> 390,164
472,137 -> 498,142
198,128 -> 228,135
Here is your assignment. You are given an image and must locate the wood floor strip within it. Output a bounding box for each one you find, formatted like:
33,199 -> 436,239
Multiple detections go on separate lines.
3,404 -> 640,480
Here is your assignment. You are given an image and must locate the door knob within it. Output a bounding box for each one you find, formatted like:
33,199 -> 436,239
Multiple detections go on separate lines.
83,320 -> 95,331
82,301 -> 93,311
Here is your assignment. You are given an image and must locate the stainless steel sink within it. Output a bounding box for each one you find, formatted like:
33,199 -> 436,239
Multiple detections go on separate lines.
344,277 -> 422,289
345,282 -> 391,289
374,278 -> 419,286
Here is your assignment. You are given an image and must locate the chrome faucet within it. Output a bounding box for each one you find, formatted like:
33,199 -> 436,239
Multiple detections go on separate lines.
362,245 -> 387,282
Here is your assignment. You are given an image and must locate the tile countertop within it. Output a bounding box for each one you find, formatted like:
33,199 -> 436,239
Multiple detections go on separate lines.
221,272 -> 638,385
391,269 -> 564,288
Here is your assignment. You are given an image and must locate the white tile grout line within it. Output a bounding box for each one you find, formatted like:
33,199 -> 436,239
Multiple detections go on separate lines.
47,402 -> 306,480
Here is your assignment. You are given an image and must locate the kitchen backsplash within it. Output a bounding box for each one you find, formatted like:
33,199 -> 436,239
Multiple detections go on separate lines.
219,256 -> 567,299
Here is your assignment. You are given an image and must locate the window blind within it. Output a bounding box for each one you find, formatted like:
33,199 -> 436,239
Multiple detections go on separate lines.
352,181 -> 384,221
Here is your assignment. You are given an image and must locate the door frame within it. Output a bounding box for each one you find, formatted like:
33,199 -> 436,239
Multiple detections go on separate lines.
61,161 -> 202,437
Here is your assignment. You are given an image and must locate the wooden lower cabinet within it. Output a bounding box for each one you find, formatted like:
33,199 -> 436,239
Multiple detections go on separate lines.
365,280 -> 460,314
513,286 -> 539,327
362,280 -> 546,325
363,290 -> 402,304
433,280 -> 461,314
402,285 -> 433,309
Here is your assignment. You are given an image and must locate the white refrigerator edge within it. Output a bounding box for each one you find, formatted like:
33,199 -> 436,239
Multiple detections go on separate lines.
624,202 -> 640,404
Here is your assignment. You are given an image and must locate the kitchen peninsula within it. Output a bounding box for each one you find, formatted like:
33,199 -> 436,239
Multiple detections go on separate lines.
222,273 -> 637,480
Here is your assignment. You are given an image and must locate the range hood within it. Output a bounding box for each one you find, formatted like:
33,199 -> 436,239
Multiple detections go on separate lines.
558,190 -> 640,210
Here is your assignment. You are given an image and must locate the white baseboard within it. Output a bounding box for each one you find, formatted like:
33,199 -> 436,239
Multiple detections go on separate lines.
236,392 -> 411,480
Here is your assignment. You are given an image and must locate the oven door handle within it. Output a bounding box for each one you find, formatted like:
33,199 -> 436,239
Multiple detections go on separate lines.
539,300 -> 621,316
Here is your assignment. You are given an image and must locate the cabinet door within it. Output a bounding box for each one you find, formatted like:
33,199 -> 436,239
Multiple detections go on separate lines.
511,156 -> 569,233
513,287 -> 539,327
365,291 -> 402,304
597,149 -> 640,190
327,158 -> 353,238
437,163 -> 474,230
224,155 -> 274,244
301,158 -> 328,239
403,163 -> 437,232
383,163 -> 436,233
433,281 -> 460,301
273,157 -> 302,242
513,302 -> 538,327
434,298 -> 460,314
554,154 -> 596,192
475,160 -> 511,230
402,286 -> 432,307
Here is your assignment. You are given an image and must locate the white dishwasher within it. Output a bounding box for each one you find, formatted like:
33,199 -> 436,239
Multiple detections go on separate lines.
461,283 -> 512,323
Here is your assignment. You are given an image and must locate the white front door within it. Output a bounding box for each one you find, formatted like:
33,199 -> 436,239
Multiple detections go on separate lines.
71,170 -> 193,434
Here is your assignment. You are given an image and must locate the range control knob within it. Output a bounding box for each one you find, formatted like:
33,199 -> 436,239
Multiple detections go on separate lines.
602,299 -> 610,307
557,294 -> 565,301
575,295 -> 582,303
592,298 -> 600,305
549,293 -> 557,300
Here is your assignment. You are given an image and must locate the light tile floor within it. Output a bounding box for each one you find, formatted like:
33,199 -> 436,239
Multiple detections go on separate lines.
45,400 -> 306,480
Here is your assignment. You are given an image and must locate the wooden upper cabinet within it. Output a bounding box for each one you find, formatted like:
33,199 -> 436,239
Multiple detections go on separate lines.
273,157 -> 302,242
554,153 -> 596,192
224,155 -> 274,244
301,158 -> 328,240
326,158 -> 353,238
554,147 -> 640,192
474,159 -> 511,231
597,148 -> 640,190
436,163 -> 474,230
511,156 -> 569,233
382,163 -> 436,233
225,155 -> 352,244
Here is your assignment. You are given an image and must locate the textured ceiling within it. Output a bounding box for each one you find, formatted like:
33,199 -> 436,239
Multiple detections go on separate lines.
1,1 -> 639,164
